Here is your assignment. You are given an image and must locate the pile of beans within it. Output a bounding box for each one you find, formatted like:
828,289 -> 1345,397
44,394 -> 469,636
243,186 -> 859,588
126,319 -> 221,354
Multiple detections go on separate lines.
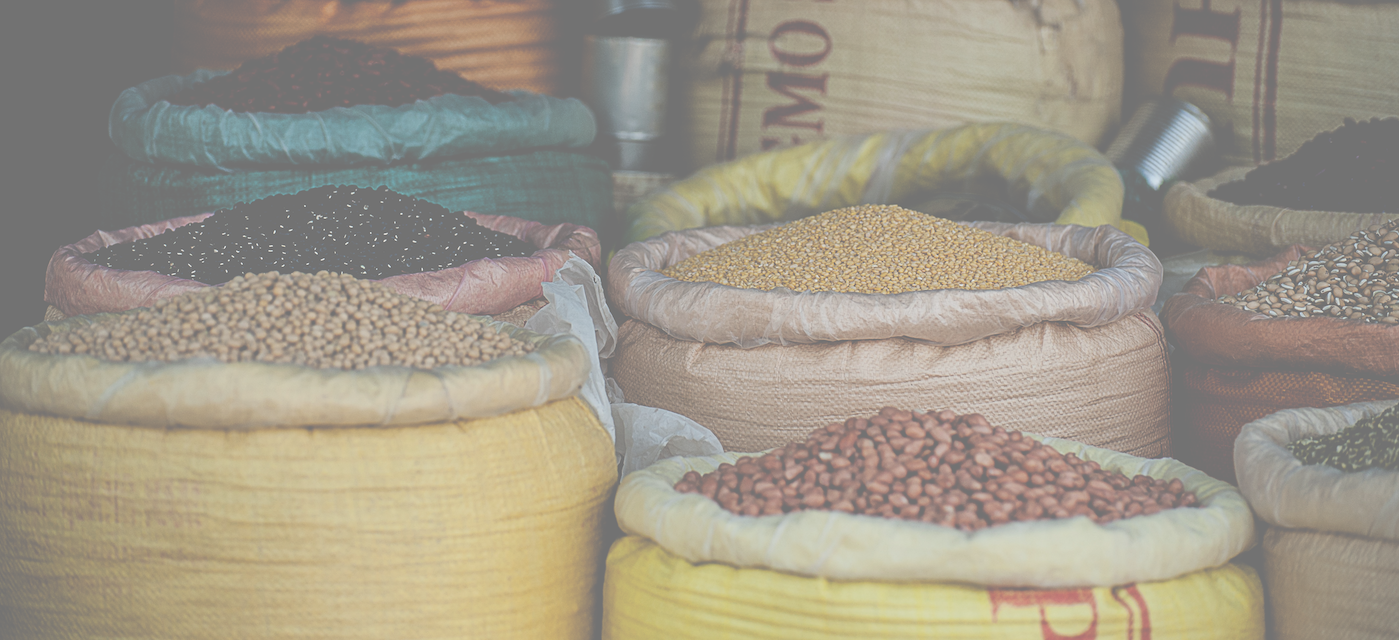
86,185 -> 535,285
661,205 -> 1094,294
1288,405 -> 1399,473
1216,220 -> 1399,323
1209,117 -> 1398,213
165,35 -> 511,112
29,271 -> 533,370
674,407 -> 1198,531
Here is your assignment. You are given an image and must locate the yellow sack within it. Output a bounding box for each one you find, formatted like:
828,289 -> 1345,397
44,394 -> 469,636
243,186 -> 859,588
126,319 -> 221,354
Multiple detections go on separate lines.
604,536 -> 1264,640
0,316 -> 617,639
626,124 -> 1142,245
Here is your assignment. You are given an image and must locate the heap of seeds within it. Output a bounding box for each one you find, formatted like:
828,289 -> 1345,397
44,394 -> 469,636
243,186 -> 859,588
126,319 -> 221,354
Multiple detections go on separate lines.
29,271 -> 533,370
86,185 -> 535,285
1216,220 -> 1399,323
1287,405 -> 1399,473
675,407 -> 1198,531
166,35 -> 511,112
660,205 -> 1095,294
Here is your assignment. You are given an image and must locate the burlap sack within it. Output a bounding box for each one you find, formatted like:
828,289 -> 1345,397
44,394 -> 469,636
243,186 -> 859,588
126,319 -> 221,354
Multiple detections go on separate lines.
1162,248 -> 1399,483
1123,0 -> 1399,167
685,0 -> 1122,169
1164,167 -> 1399,256
171,0 -> 568,95
0,317 -> 616,639
609,221 -> 1170,456
45,211 -> 600,318
1234,401 -> 1399,639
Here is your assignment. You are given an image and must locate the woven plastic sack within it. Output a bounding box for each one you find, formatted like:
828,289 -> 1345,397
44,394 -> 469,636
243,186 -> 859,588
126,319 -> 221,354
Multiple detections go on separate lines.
685,0 -> 1122,168
1234,401 -> 1399,639
609,221 -> 1171,456
1123,0 -> 1399,167
626,124 -> 1146,246
604,537 -> 1263,640
1164,167 -> 1399,256
112,70 -> 594,171
0,316 -> 616,639
45,211 -> 601,319
172,0 -> 567,96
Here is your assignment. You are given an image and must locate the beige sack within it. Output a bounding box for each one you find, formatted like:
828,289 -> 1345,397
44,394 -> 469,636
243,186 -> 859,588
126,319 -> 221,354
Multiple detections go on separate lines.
171,0 -> 566,95
1233,401 -> 1399,640
1123,0 -> 1399,167
685,0 -> 1122,169
0,316 -> 616,639
1164,167 -> 1399,256
609,222 -> 1170,456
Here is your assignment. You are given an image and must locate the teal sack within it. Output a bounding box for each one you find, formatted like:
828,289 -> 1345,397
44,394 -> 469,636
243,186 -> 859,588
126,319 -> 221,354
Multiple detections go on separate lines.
99,150 -> 612,230
110,70 -> 597,171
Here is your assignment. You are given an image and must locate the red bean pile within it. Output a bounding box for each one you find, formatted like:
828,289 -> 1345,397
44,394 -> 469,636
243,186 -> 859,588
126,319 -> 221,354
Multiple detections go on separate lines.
675,407 -> 1199,531
166,35 -> 512,113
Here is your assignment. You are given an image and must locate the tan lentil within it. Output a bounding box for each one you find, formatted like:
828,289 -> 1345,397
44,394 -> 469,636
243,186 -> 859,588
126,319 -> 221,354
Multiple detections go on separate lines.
661,205 -> 1095,294
1217,219 -> 1399,324
30,271 -> 534,370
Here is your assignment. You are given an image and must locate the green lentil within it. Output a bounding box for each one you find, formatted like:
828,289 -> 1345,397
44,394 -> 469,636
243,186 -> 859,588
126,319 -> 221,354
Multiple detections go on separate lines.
661,205 -> 1096,294
1287,405 -> 1399,472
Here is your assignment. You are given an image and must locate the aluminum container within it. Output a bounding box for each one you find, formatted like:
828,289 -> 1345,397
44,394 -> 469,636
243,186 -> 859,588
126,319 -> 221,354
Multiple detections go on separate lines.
1106,97 -> 1215,191
582,35 -> 672,171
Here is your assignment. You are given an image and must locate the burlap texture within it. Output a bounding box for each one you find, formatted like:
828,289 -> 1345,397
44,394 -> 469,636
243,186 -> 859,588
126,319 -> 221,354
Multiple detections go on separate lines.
1234,401 -> 1399,640
613,314 -> 1170,457
1172,357 -> 1399,485
45,211 -> 600,319
1164,167 -> 1399,257
609,221 -> 1161,348
1162,245 -> 1399,378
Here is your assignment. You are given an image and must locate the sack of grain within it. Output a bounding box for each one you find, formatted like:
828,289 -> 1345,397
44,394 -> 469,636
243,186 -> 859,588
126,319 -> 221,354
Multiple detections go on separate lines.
684,0 -> 1122,170
609,215 -> 1170,457
103,68 -> 610,229
44,211 -> 600,319
0,310 -> 615,639
628,124 -> 1146,246
172,0 -> 569,95
1164,167 -> 1399,257
604,437 -> 1261,639
1234,400 -> 1399,640
1162,246 -> 1399,484
1122,0 -> 1399,167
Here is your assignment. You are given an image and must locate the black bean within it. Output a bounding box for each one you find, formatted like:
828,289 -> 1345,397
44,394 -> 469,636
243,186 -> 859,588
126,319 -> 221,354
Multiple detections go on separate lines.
1209,117 -> 1398,214
1287,404 -> 1399,473
85,185 -> 535,285
165,35 -> 512,113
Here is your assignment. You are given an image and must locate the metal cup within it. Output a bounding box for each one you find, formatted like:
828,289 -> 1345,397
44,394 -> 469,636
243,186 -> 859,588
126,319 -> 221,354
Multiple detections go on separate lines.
1106,97 -> 1215,191
582,35 -> 672,171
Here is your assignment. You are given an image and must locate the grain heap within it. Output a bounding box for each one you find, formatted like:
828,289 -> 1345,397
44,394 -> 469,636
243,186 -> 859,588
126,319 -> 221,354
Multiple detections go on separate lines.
674,406 -> 1196,531
660,205 -> 1095,294
86,185 -> 535,284
1287,404 -> 1399,472
29,271 -> 531,370
166,35 -> 511,112
1215,220 -> 1399,323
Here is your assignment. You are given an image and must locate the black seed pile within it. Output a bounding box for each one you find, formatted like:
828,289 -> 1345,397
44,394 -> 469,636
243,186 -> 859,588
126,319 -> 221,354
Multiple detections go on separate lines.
165,35 -> 512,113
1209,117 -> 1398,214
86,185 -> 535,284
1288,404 -> 1399,473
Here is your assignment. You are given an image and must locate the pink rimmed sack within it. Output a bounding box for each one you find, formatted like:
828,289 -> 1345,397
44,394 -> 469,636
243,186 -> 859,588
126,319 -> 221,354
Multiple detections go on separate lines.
44,212 -> 600,318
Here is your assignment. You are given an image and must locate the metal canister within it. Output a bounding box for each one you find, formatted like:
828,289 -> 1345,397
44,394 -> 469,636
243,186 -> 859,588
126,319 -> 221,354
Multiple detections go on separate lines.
596,0 -> 679,18
582,35 -> 672,171
1106,97 -> 1215,191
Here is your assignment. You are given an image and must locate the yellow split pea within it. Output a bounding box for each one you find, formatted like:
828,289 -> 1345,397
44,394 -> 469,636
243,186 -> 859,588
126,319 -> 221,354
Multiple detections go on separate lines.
662,205 -> 1095,294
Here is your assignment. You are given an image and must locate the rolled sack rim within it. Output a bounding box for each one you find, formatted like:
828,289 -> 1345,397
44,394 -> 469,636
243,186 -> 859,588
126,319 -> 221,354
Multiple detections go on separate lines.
44,210 -> 601,318
614,432 -> 1254,588
1233,400 -> 1399,541
1161,245 -> 1399,377
1164,167 -> 1399,256
109,69 -> 598,170
607,220 -> 1162,347
0,312 -> 591,430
